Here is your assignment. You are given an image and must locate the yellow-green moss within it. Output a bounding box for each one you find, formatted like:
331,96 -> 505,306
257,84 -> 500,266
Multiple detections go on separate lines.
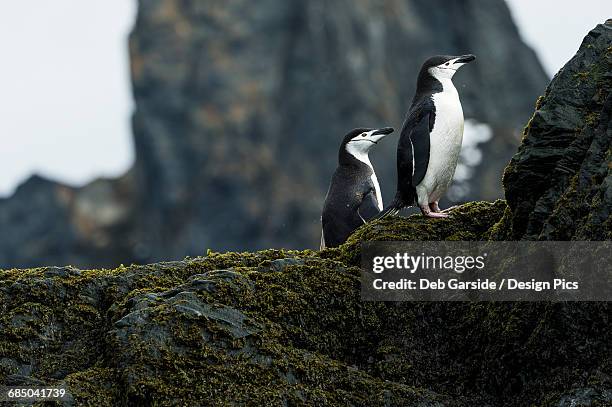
0,200 -> 607,406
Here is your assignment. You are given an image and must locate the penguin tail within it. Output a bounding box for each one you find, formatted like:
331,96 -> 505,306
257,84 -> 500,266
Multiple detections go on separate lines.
319,229 -> 326,250
376,194 -> 404,219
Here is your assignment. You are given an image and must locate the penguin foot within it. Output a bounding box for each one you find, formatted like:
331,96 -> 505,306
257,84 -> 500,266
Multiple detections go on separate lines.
429,202 -> 456,214
424,212 -> 449,218
420,205 -> 449,218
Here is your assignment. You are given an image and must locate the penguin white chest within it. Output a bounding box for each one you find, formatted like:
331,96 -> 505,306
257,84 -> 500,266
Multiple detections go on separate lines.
345,146 -> 383,211
356,156 -> 383,211
369,172 -> 383,210
416,81 -> 464,203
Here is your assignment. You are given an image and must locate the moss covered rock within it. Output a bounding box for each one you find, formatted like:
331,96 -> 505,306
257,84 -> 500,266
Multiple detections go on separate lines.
502,21 -> 612,240
328,200 -> 508,266
1,198 -> 609,406
0,253 -> 451,406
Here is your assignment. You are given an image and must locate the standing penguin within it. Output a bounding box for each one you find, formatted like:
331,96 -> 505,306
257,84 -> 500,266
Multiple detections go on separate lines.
321,127 -> 394,249
382,54 -> 475,218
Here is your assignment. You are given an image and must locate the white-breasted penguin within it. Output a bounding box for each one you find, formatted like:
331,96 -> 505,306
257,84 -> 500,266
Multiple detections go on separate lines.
320,127 -> 394,249
382,54 -> 476,218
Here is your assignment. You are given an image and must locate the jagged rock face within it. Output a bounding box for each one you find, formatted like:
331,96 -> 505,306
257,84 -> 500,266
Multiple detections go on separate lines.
502,21 -> 612,240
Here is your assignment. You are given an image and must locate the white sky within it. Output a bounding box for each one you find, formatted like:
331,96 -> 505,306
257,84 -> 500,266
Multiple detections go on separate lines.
0,1 -> 609,197
0,1 -> 136,197
505,0 -> 610,77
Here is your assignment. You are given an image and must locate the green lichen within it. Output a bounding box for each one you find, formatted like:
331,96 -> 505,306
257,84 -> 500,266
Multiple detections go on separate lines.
585,111 -> 600,126
573,71 -> 590,82
64,368 -> 120,407
485,206 -> 514,241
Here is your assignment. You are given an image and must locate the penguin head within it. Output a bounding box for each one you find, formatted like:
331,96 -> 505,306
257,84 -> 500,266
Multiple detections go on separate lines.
421,54 -> 476,81
340,127 -> 394,161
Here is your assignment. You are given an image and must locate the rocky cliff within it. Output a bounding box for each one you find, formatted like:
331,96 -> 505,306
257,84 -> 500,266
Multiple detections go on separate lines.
502,20 -> 612,240
0,21 -> 610,406
0,0 -> 547,268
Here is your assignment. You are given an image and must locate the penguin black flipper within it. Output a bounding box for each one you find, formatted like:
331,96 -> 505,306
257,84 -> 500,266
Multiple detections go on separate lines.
403,106 -> 433,189
379,102 -> 432,217
357,187 -> 380,221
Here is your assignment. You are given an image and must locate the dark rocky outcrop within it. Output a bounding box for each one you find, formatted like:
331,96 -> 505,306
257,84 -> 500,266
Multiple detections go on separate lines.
502,21 -> 612,240
0,205 -> 609,406
0,15 -> 609,407
0,0 -> 547,268
0,252 -> 450,406
0,174 -> 136,268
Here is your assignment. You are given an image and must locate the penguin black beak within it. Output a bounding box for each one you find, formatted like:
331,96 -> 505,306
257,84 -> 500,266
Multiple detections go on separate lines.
456,54 -> 476,64
373,127 -> 394,136
368,127 -> 394,144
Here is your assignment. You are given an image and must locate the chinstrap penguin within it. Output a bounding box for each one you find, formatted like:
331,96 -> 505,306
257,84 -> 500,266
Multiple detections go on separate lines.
382,54 -> 476,218
320,127 -> 394,249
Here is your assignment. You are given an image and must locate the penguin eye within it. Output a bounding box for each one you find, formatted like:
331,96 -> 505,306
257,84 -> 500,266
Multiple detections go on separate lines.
445,62 -> 449,66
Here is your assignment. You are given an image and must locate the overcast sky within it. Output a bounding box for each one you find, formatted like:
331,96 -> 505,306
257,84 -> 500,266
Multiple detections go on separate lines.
505,0 -> 609,77
0,1 -> 609,197
0,1 -> 136,197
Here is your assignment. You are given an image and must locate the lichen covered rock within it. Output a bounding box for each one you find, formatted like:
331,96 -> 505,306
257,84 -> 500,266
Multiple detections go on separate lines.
1,254 -> 449,406
1,198 -> 609,406
329,200 -> 508,266
502,21 -> 612,240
